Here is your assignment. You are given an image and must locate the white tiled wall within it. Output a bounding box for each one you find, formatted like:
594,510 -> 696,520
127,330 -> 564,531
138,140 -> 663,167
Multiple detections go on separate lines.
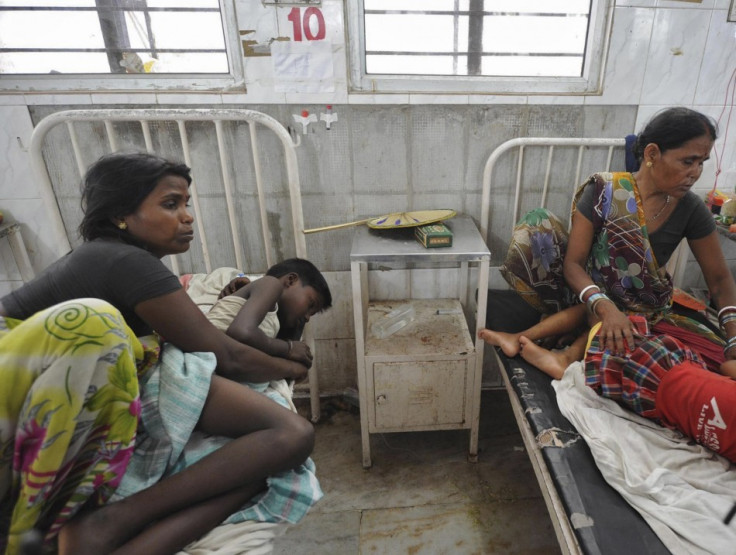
0,0 -> 734,394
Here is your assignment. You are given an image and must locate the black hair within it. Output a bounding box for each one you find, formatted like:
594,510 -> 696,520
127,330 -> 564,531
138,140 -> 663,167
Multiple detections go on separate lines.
633,107 -> 718,163
266,258 -> 332,310
79,152 -> 192,241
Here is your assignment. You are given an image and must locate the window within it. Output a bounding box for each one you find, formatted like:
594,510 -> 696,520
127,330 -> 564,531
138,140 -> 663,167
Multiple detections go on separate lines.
346,0 -> 613,95
0,0 -> 243,92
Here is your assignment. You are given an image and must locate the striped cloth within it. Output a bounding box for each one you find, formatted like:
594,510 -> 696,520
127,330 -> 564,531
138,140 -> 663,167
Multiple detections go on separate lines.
111,343 -> 322,525
584,315 -> 706,419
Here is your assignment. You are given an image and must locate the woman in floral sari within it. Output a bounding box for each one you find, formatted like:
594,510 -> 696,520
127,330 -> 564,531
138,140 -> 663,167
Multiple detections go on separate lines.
0,153 -> 315,555
480,107 -> 736,378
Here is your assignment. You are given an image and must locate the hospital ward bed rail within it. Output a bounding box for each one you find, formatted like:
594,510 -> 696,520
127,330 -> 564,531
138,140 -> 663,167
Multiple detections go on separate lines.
28,108 -> 322,422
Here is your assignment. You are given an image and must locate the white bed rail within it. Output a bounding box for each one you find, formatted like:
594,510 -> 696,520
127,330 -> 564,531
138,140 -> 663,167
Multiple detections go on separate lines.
29,108 -> 305,273
480,137 -> 625,246
477,136 -> 702,554
479,136 -> 688,285
480,137 -> 627,555
29,108 -> 323,421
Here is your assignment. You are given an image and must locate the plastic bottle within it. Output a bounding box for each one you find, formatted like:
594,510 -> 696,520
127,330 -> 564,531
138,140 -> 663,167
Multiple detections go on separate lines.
371,304 -> 416,339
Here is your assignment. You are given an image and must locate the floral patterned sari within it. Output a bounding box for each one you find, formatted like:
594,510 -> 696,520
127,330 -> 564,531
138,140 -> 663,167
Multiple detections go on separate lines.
501,172 -> 725,370
0,299 -> 159,554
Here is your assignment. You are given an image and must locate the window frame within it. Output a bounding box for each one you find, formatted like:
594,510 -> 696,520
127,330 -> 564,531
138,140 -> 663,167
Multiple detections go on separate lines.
0,0 -> 244,94
346,0 -> 614,95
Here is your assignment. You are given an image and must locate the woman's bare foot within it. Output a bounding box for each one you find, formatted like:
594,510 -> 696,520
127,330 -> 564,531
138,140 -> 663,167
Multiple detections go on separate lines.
478,328 -> 522,357
518,336 -> 569,380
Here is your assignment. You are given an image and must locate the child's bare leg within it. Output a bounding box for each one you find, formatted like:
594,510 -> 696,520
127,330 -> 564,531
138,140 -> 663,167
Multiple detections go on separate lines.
479,303 -> 588,357
519,331 -> 588,380
58,375 -> 313,555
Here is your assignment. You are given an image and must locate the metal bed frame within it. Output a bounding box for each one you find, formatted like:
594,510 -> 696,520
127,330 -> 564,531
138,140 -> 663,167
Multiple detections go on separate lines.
28,108 -> 322,422
480,137 -> 625,555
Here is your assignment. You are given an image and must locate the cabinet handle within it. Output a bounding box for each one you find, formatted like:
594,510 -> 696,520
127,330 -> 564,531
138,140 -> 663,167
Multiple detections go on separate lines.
376,394 -> 387,405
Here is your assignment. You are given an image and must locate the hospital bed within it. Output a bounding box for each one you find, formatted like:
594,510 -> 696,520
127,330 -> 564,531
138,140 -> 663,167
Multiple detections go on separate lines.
27,107 -> 320,553
479,137 -> 736,555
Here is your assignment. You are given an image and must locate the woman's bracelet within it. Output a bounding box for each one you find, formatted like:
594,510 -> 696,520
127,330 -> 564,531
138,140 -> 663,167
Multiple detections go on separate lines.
720,313 -> 736,328
717,305 -> 736,319
285,339 -> 293,356
586,292 -> 612,316
724,336 -> 736,353
579,284 -> 600,303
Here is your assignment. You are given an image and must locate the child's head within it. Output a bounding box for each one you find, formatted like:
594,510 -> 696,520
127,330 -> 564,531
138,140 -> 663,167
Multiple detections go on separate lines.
266,258 -> 332,329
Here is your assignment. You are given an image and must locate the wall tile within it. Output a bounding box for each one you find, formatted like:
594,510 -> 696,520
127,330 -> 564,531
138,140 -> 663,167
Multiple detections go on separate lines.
468,95 -> 528,105
347,95 -> 411,105
694,10 -> 736,105
309,270 -> 355,339
640,9 -> 711,105
90,93 -> 157,104
367,268 -> 411,301
23,94 -> 92,105
616,0 -> 657,6
313,337 -> 357,394
0,199 -> 64,275
0,95 -> 27,106
658,0 -> 715,7
531,95 -> 583,105
409,95 -> 469,105
587,8 -> 655,106
155,93 -> 223,105
0,280 -> 23,296
0,106 -> 36,199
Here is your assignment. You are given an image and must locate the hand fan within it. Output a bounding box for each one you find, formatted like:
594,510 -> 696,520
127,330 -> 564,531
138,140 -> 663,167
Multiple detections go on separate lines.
303,209 -> 456,234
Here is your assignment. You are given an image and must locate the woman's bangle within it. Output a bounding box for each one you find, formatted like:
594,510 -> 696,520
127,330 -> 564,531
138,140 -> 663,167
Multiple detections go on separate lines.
720,313 -> 736,328
586,292 -> 612,316
286,339 -> 293,356
718,306 -> 736,319
725,336 -> 736,353
579,284 -> 600,303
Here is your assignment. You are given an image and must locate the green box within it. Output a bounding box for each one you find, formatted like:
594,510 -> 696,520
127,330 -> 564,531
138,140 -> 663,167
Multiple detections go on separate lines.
415,223 -> 453,248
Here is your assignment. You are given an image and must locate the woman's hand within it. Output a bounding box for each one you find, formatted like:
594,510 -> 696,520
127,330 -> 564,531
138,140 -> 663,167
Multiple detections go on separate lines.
287,340 -> 313,369
289,359 -> 310,382
594,300 -> 635,354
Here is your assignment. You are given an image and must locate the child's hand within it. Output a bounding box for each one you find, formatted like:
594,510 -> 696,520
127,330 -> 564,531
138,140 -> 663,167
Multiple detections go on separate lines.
720,359 -> 736,379
287,340 -> 313,369
218,276 -> 251,299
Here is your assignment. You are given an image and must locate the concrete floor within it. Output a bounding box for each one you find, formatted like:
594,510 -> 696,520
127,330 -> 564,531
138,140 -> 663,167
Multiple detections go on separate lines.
273,390 -> 561,554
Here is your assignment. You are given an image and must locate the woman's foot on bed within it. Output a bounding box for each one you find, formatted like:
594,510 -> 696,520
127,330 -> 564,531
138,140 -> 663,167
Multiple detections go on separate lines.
478,328 -> 522,357
518,336 -> 567,380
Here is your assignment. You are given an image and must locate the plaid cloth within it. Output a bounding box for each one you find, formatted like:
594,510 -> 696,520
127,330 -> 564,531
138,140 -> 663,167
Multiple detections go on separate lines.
584,315 -> 706,419
112,343 -> 322,525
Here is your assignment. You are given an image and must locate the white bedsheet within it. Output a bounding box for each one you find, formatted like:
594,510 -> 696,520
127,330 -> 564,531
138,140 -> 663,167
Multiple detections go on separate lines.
553,362 -> 736,555
178,521 -> 286,555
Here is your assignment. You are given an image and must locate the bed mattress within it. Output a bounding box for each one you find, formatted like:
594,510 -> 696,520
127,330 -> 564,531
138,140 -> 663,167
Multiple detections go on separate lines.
498,351 -> 670,554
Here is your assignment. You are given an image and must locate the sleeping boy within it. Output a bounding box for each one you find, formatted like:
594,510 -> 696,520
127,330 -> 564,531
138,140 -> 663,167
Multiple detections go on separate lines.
206,257 -> 332,387
172,258 -> 332,524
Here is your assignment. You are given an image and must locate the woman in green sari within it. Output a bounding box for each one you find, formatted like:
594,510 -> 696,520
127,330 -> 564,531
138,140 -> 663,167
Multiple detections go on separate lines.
0,153 -> 315,555
481,107 -> 736,378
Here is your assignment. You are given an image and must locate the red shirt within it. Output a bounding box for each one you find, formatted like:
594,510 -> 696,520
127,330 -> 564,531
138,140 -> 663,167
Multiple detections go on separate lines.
656,361 -> 736,463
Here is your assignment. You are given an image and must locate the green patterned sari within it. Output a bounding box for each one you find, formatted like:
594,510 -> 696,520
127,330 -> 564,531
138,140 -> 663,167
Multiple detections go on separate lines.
0,299 -> 159,554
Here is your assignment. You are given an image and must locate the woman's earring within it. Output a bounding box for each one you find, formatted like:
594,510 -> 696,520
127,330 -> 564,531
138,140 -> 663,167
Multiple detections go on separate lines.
646,161 -> 653,168
118,221 -> 128,230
